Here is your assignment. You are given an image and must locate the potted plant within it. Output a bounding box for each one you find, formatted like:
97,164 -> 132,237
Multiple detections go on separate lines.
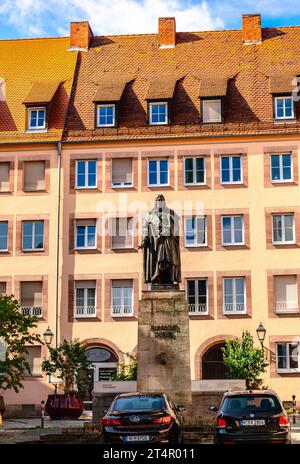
41,339 -> 92,420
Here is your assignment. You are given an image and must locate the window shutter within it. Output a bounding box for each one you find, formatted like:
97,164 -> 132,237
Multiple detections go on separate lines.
112,279 -> 133,288
111,159 -> 133,185
21,282 -> 42,307
0,162 -> 10,192
0,282 -> 6,294
111,218 -> 133,248
274,276 -> 297,304
75,280 -> 96,289
25,346 -> 42,375
203,100 -> 222,123
24,161 -> 45,191
76,219 -> 96,227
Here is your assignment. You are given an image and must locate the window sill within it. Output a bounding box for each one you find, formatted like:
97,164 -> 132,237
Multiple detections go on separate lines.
277,369 -> 300,374
273,119 -> 297,124
75,186 -> 98,190
25,129 -> 48,133
22,249 -> 45,253
111,184 -> 134,189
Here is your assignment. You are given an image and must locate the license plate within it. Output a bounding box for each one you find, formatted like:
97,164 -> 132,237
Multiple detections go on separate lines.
124,435 -> 150,442
240,419 -> 265,426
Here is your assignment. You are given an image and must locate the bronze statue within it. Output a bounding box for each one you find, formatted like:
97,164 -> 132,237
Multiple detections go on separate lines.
140,194 -> 181,288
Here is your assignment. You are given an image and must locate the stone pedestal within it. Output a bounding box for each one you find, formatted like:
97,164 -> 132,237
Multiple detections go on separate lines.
137,290 -> 192,406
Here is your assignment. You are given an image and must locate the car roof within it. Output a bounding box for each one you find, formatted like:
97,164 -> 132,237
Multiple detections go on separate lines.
114,392 -> 165,399
223,389 -> 278,397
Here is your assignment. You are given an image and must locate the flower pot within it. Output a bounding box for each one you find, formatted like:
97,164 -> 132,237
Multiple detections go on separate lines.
45,394 -> 84,420
0,396 -> 5,416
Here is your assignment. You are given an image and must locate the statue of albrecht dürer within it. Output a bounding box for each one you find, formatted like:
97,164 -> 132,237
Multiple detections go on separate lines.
140,194 -> 181,286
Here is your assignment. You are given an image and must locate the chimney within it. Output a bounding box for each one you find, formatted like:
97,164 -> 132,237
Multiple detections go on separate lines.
158,17 -> 176,48
242,14 -> 262,44
70,21 -> 93,50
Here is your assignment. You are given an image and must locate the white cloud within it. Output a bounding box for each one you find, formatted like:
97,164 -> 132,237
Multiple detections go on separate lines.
0,0 -> 224,37
0,0 -> 299,38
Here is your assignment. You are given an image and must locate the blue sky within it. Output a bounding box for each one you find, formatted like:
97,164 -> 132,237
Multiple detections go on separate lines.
0,0 -> 300,39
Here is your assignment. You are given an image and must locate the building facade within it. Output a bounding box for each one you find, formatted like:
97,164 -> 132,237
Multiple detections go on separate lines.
2,13 -> 300,415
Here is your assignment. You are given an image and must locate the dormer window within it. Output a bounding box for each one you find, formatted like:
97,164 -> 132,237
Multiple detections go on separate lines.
149,102 -> 168,125
97,104 -> 116,127
202,99 -> 222,123
28,107 -> 46,130
274,96 -> 294,120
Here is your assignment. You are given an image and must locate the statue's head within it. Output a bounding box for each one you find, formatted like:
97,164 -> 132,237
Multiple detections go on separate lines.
155,194 -> 166,209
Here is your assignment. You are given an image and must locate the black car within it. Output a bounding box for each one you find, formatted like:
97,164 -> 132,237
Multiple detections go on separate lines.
210,389 -> 291,444
101,392 -> 184,444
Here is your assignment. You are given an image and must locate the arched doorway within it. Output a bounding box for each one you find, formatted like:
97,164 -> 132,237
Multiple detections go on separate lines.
202,343 -> 228,379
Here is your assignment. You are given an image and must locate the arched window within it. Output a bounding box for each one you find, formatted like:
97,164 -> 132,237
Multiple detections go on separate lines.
202,343 -> 228,379
85,346 -> 119,382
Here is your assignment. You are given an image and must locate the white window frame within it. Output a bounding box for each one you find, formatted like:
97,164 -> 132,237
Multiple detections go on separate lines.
28,107 -> 46,131
96,104 -> 116,127
184,157 -> 206,185
276,342 -> 300,373
110,217 -> 134,250
111,283 -> 134,317
202,99 -> 222,123
75,223 -> 97,250
274,96 -> 295,120
184,216 -> 207,247
221,215 -> 244,246
74,283 -> 96,318
149,102 -> 168,125
272,214 -> 295,245
270,153 -> 293,183
75,160 -> 97,189
0,221 -> 8,252
111,158 -> 133,188
22,221 -> 44,251
274,275 -> 299,314
220,156 -> 243,184
147,159 -> 169,186
223,277 -> 246,314
186,279 -> 209,315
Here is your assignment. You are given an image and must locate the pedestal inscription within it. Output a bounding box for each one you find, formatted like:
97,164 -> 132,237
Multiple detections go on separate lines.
137,290 -> 192,406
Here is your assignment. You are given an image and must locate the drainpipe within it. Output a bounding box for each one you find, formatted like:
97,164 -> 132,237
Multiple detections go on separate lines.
55,141 -> 62,349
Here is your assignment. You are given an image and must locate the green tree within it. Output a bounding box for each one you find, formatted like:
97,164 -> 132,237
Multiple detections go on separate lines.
41,339 -> 92,395
0,294 -> 41,392
222,331 -> 269,389
111,357 -> 137,381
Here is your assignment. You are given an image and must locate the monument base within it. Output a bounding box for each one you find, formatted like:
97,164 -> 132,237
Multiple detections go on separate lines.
137,289 -> 192,406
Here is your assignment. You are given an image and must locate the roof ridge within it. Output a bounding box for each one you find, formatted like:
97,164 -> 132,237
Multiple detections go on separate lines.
0,36 -> 69,43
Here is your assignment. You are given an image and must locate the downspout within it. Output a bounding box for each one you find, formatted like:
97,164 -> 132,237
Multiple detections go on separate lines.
55,141 -> 62,349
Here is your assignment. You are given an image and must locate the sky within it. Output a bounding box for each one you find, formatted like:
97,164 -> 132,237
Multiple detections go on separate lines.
0,0 -> 300,39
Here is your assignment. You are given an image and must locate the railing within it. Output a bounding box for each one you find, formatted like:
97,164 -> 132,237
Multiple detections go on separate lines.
21,306 -> 43,317
74,305 -> 96,317
188,303 -> 208,315
274,301 -> 299,314
111,305 -> 133,317
223,303 -> 246,314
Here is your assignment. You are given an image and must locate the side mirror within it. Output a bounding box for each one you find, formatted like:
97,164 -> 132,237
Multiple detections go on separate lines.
209,405 -> 218,412
177,405 -> 185,413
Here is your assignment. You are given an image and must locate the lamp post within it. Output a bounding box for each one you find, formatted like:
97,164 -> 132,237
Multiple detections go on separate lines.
43,327 -> 54,347
256,322 -> 266,348
42,327 -> 57,393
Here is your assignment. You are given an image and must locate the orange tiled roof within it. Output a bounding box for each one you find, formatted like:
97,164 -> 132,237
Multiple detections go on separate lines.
0,37 -> 77,144
64,27 -> 300,141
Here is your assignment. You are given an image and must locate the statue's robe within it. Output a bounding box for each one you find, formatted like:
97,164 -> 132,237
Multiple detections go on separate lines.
142,207 -> 181,284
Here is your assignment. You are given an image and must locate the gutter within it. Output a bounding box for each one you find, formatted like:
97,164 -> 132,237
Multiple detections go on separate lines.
55,141 -> 62,349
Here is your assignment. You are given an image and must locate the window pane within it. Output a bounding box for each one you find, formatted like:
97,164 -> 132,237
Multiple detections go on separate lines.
235,278 -> 245,304
197,280 -> 207,304
34,221 -> 44,248
195,158 -> 205,183
272,216 -> 282,242
148,160 -> 157,185
76,226 -> 85,247
0,222 -> 8,250
87,225 -> 96,247
187,280 -> 195,303
23,222 -> 33,249
224,279 -> 233,303
232,157 -> 241,182
222,217 -> 231,243
221,157 -> 230,182
87,288 -> 96,306
277,344 -> 287,369
185,218 -> 195,245
289,344 -> 299,369
76,288 -> 85,306
196,217 -> 206,245
233,216 -> 243,243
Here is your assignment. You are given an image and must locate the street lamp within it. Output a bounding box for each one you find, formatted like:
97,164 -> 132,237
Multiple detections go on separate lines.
256,322 -> 266,347
43,326 -> 54,347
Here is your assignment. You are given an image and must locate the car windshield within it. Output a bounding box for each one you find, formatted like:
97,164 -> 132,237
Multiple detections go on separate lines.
113,396 -> 165,411
222,395 -> 282,415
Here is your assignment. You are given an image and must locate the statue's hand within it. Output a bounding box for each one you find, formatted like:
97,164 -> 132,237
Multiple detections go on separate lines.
139,237 -> 149,249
